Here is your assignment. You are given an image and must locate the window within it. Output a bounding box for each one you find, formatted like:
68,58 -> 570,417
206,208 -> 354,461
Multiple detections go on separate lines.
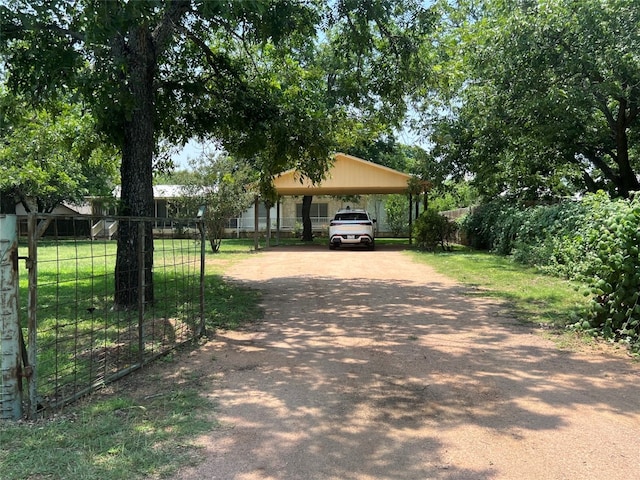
258,203 -> 269,217
156,199 -> 168,218
295,203 -> 328,218
335,212 -> 369,221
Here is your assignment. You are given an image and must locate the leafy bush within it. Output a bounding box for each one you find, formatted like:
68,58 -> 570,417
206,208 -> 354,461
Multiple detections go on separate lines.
460,199 -> 523,253
385,194 -> 410,236
577,194 -> 640,347
413,209 -> 458,251
511,200 -> 591,278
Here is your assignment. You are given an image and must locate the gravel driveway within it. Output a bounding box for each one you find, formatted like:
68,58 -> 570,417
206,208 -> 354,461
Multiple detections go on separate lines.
177,245 -> 640,480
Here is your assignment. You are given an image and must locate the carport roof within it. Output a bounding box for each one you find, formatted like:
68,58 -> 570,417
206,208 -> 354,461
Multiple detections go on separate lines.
272,153 -> 413,196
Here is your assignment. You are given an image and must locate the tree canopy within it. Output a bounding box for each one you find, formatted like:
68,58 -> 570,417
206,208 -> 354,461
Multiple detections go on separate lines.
172,153 -> 256,253
425,0 -> 640,201
0,88 -> 119,214
5,0 -> 639,300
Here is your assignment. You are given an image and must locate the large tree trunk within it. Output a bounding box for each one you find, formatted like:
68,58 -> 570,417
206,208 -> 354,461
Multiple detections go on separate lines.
114,27 -> 156,308
613,123 -> 640,198
0,189 -> 17,214
301,195 -> 313,241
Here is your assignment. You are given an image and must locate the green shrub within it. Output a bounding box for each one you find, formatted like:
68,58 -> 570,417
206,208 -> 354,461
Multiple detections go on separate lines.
413,209 -> 458,251
385,194 -> 410,236
577,194 -> 640,348
511,200 -> 591,278
460,199 -> 523,253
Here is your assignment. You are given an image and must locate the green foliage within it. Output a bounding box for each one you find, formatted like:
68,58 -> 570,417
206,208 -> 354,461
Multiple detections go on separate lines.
154,169 -> 202,186
1,0 -> 435,305
324,0 -> 436,126
430,180 -> 478,211
461,200 -> 524,254
173,153 -> 256,253
413,208 -> 457,251
511,201 -> 591,278
0,89 -> 119,212
385,194 -> 410,237
463,192 -> 640,350
426,0 -> 640,200
575,194 -> 640,347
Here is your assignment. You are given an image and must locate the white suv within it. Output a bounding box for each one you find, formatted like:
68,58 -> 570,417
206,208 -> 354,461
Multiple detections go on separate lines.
329,208 -> 376,250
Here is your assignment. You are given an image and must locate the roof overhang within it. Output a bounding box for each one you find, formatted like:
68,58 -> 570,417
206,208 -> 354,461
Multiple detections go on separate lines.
272,153 -> 413,196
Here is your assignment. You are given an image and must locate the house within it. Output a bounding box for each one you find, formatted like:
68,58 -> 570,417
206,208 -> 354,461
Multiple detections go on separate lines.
17,153 -> 422,240
15,201 -> 94,237
240,152 -> 421,239
228,195 -> 391,237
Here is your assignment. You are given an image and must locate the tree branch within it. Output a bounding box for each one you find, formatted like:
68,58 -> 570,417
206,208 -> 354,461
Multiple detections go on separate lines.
178,24 -> 240,80
38,22 -> 85,43
593,91 -> 617,131
152,0 -> 192,55
1,11 -> 85,44
587,150 -> 618,184
627,103 -> 639,125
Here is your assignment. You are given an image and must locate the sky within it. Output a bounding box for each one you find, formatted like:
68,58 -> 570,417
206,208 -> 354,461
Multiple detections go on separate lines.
173,139 -> 221,170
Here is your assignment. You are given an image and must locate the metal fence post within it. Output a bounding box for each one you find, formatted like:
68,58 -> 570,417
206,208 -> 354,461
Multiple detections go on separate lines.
0,214 -> 22,420
199,219 -> 206,336
27,214 -> 38,418
137,221 -> 145,365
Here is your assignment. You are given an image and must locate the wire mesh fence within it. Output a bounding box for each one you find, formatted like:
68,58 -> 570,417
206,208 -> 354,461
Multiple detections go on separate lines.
1,213 -> 205,420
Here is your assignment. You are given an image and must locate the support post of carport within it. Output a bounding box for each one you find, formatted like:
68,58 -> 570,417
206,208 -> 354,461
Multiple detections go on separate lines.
253,197 -> 259,251
276,197 -> 281,246
265,201 -> 271,248
408,193 -> 413,245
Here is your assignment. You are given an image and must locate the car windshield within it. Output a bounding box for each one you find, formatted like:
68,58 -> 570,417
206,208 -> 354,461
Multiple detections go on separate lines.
335,212 -> 368,221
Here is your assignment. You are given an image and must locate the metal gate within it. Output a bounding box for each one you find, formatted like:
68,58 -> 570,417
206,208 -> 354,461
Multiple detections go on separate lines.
1,213 -> 205,420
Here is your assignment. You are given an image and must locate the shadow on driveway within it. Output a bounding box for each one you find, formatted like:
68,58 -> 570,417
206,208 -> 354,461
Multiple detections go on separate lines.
180,250 -> 640,480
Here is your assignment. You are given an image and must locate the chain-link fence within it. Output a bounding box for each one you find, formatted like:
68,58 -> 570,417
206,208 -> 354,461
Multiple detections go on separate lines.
1,213 -> 205,420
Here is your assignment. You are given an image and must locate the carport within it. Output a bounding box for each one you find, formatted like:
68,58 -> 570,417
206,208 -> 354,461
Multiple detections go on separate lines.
252,153 -> 426,247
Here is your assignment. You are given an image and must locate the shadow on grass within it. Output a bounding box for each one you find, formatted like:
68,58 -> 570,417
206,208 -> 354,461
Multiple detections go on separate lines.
0,371 -> 218,479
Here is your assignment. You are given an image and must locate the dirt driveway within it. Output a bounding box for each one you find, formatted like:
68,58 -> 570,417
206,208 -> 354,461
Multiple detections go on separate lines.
177,245 -> 640,480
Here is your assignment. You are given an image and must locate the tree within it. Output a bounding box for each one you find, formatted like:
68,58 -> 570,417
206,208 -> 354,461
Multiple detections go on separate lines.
0,0 -> 320,306
175,153 -> 256,253
1,1 -> 437,304
0,88 -> 118,229
217,0 -> 436,241
385,194 -> 410,236
154,169 -> 202,187
425,0 -> 640,200
292,0 -> 436,240
429,179 -> 478,212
